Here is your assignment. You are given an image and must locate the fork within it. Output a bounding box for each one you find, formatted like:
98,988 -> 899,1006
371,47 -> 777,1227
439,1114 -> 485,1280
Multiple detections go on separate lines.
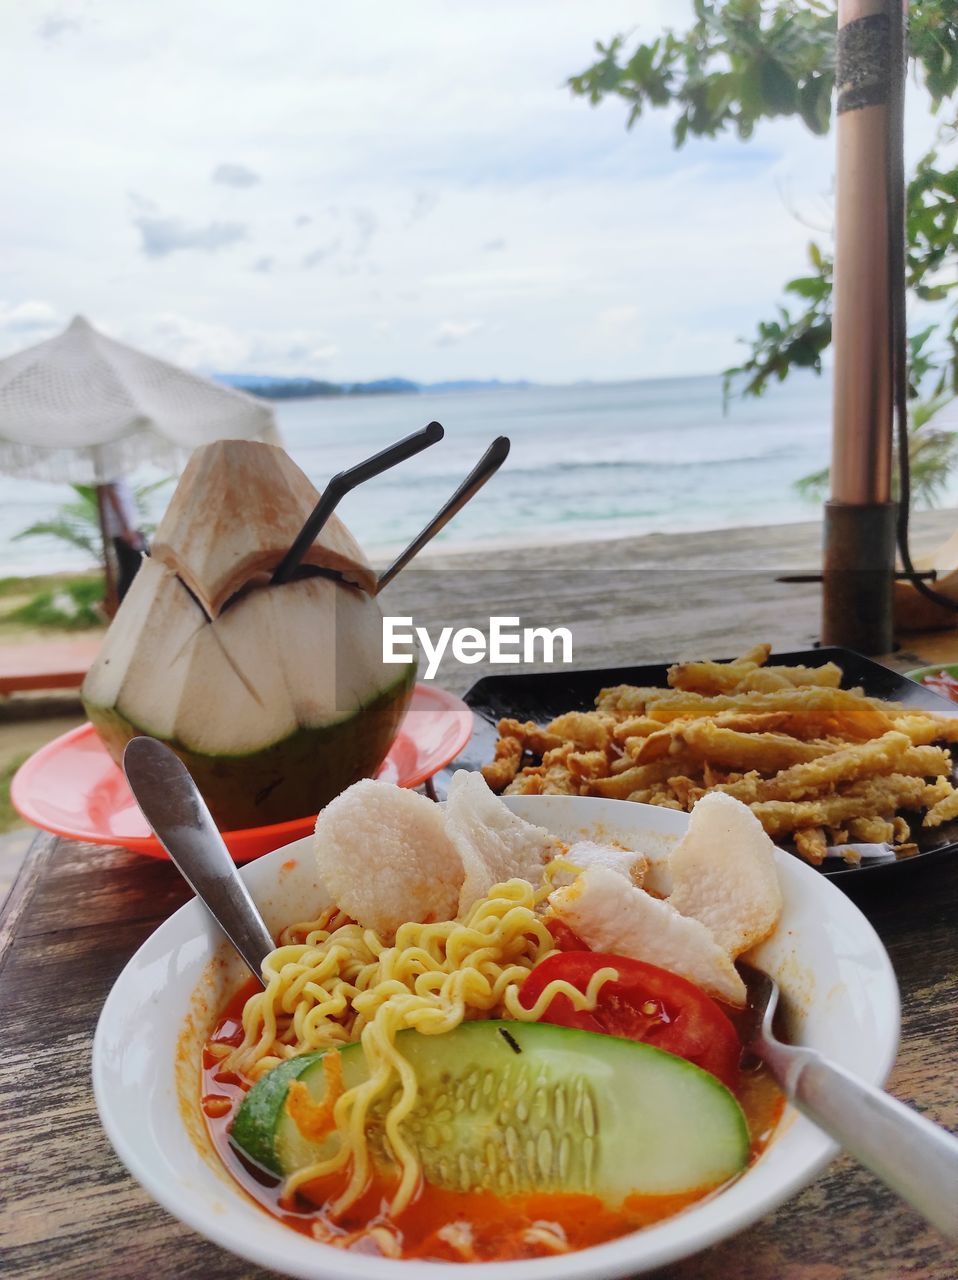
740,963 -> 958,1240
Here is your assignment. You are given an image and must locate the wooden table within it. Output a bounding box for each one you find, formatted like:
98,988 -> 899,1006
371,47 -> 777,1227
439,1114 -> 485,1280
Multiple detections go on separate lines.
2,562 -> 958,1276
0,636 -> 101,694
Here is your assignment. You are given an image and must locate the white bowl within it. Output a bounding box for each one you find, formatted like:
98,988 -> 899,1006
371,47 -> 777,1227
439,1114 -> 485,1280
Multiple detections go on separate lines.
93,796 -> 899,1279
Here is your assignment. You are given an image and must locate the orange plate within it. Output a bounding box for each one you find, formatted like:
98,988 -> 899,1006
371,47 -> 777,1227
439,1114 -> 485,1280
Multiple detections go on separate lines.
11,684 -> 472,862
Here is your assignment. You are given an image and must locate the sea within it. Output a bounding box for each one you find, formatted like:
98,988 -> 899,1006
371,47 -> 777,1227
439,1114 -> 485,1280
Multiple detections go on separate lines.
0,369 -> 916,576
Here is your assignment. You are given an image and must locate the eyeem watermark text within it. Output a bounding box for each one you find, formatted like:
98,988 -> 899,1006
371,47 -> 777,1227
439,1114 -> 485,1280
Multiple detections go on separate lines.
384,616 -> 573,680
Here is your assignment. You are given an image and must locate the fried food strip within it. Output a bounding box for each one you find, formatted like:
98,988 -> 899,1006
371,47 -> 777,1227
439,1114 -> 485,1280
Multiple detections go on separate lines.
738,669 -> 794,692
667,775 -> 699,808
481,717 -> 571,791
846,816 -> 895,843
588,766 -> 658,800
489,647 -> 958,863
503,773 -> 542,796
546,711 -> 612,751
735,643 -> 774,666
709,738 -> 949,810
612,715 -> 662,742
667,650 -> 842,696
923,777 -> 954,808
528,744 -> 581,795
566,749 -> 613,782
766,662 -> 842,689
609,752 -> 642,775
480,735 -> 524,791
595,686 -> 667,719
715,711 -> 794,732
923,786 -> 958,828
717,731 -> 912,804
794,827 -> 828,865
498,718 -> 564,755
642,791 -> 686,811
751,774 -> 928,837
890,713 -> 958,746
667,658 -> 764,694
736,663 -> 843,694
642,686 -> 893,741
677,721 -> 838,773
587,756 -> 700,799
628,712 -> 797,767
628,722 -> 689,765
899,744 -> 954,776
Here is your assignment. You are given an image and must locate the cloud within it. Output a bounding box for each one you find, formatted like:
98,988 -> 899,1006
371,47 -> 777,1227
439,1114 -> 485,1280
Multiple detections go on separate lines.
133,215 -> 247,258
406,190 -> 438,227
9,0 -> 935,384
128,190 -> 157,214
212,162 -> 261,188
0,300 -> 59,333
37,14 -> 82,42
137,313 -> 251,369
597,304 -> 641,333
433,319 -> 484,347
247,331 -> 340,369
302,239 -> 341,268
350,207 -> 378,256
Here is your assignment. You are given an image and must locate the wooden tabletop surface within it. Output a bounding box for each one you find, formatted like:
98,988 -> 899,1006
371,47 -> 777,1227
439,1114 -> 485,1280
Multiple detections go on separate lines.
2,575 -> 958,1277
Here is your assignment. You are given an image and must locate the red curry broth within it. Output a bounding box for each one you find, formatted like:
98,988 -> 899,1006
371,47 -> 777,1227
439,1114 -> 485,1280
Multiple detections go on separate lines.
201,980 -> 784,1263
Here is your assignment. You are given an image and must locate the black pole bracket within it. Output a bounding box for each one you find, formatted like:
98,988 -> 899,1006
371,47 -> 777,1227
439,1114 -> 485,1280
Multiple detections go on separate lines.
822,499 -> 897,654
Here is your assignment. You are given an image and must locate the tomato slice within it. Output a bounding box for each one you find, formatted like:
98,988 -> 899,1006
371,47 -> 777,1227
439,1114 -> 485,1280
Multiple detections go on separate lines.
922,671 -> 958,703
545,917 -> 588,952
518,951 -> 741,1089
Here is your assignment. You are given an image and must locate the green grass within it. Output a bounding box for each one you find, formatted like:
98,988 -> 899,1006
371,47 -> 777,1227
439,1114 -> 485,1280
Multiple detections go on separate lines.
0,570 -> 101,600
0,753 -> 29,834
4,577 -> 104,631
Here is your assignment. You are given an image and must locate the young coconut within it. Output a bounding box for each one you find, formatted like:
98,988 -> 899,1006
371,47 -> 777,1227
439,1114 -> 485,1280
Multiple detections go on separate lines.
81,440 -> 416,828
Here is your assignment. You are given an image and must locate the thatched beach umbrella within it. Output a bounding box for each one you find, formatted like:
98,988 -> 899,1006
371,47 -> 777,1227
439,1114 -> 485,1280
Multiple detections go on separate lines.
0,315 -> 278,610
822,0 -> 906,652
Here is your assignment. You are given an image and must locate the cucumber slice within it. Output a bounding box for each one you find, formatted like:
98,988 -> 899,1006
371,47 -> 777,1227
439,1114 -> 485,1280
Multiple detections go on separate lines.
231,1021 -> 749,1200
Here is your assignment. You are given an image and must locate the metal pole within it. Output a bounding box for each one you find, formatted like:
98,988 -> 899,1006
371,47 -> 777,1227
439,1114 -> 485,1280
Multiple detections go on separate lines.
821,0 -> 905,653
96,483 -> 119,619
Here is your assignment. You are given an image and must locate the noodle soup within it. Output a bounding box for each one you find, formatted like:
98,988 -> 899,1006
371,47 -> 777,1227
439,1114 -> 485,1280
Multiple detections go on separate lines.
94,790 -> 901,1280
198,777 -> 788,1264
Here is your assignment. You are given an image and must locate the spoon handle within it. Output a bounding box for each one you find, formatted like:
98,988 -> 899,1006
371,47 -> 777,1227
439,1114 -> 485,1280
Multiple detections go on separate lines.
761,1037 -> 958,1239
123,737 -> 275,985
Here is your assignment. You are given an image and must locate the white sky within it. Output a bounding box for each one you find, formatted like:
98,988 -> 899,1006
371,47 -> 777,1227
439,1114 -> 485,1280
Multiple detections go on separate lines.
0,1 -> 946,383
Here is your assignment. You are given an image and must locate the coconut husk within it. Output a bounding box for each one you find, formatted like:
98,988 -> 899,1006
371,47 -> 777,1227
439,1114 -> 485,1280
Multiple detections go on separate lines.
151,439 -> 377,616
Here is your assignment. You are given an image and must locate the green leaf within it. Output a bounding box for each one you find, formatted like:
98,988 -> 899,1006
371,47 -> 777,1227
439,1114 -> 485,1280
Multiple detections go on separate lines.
786,275 -> 828,300
758,57 -> 797,114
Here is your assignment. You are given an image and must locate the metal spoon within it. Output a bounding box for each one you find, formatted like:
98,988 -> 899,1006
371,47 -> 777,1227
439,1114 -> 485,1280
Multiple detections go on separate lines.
740,963 -> 958,1240
123,736 -> 273,986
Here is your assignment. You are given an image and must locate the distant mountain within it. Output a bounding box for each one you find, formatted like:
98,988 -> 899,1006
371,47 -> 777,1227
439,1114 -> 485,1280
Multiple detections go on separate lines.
219,374 -> 345,399
424,379 -> 532,393
215,373 -> 532,400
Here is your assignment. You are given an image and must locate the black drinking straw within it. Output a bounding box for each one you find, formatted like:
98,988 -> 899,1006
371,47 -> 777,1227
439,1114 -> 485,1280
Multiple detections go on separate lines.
271,421 -> 444,585
375,435 -> 510,593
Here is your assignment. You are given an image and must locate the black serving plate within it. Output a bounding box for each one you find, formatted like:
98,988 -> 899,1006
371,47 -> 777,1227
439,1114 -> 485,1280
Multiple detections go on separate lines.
439,647 -> 958,882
